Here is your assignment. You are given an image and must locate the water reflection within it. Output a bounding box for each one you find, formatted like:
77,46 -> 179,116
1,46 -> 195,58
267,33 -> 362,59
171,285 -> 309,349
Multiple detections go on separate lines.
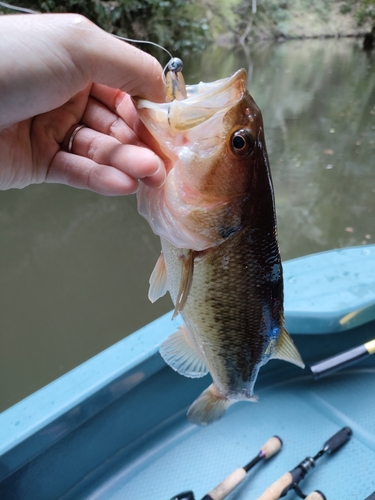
0,39 -> 374,411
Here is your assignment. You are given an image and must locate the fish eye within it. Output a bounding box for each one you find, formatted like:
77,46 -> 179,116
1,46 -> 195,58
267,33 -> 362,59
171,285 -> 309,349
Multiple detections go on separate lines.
230,129 -> 254,158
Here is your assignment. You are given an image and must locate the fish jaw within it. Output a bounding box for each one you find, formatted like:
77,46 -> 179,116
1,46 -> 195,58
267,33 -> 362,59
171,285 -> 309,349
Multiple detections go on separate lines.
135,70 -> 254,251
135,69 -> 247,159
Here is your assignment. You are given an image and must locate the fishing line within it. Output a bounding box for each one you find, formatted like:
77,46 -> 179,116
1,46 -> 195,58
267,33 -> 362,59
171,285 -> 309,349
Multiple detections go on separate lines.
112,35 -> 183,84
0,1 -> 182,82
0,1 -> 35,13
113,34 -> 173,60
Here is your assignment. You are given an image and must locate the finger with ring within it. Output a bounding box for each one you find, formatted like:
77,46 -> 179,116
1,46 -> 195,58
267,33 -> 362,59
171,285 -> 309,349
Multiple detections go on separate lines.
61,124 -> 86,153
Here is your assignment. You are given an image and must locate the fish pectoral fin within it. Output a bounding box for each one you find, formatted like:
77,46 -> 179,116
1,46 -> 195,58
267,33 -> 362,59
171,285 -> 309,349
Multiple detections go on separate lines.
172,250 -> 195,319
187,384 -> 233,426
271,327 -> 305,368
159,324 -> 208,378
148,253 -> 168,303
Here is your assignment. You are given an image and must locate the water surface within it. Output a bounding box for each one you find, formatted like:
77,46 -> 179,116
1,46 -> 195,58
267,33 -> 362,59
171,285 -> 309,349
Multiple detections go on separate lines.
0,38 -> 374,412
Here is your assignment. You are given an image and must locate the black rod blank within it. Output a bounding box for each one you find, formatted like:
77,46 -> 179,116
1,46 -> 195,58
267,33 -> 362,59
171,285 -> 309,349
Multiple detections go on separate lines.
310,339 -> 375,379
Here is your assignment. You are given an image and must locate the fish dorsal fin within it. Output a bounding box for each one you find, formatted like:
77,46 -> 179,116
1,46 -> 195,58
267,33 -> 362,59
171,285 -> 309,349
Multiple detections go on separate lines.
271,327 -> 305,368
148,253 -> 168,303
172,249 -> 195,319
159,325 -> 208,378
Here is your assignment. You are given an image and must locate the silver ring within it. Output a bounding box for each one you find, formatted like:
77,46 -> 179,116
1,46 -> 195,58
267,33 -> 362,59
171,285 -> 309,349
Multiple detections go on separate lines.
66,124 -> 86,153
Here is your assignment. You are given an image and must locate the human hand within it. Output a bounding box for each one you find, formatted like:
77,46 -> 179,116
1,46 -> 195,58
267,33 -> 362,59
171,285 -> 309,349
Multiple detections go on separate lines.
0,14 -> 166,195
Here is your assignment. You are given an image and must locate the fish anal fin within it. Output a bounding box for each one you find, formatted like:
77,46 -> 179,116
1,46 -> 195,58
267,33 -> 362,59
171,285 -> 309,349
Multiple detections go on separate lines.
172,250 -> 195,319
187,384 -> 233,426
159,324 -> 208,378
271,327 -> 305,368
148,253 -> 168,303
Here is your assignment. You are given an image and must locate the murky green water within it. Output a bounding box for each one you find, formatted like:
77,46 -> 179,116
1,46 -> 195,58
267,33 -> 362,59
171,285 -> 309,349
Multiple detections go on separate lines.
0,38 -> 374,412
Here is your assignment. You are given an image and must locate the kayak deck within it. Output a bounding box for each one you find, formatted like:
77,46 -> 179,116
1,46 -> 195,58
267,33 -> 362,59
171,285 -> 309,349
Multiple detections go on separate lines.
0,246 -> 375,499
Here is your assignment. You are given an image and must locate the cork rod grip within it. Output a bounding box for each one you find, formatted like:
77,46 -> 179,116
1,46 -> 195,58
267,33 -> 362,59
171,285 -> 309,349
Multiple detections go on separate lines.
261,436 -> 283,459
305,492 -> 326,500
256,472 -> 293,500
206,468 -> 247,500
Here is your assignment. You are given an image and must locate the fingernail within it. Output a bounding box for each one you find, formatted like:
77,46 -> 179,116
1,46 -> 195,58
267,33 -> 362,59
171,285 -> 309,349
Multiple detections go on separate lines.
154,158 -> 166,188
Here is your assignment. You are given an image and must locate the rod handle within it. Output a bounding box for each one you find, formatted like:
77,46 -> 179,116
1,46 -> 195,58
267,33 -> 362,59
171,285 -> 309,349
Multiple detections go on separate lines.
261,436 -> 283,459
256,472 -> 293,500
203,468 -> 246,500
305,491 -> 326,500
170,492 -> 196,500
324,427 -> 352,453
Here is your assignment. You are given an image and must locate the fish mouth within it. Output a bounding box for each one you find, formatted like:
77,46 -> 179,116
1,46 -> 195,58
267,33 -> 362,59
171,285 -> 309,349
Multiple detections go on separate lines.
135,69 -> 247,133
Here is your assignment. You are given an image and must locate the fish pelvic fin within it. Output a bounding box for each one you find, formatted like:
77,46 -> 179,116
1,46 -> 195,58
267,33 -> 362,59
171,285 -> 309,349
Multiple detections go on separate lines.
148,253 -> 168,303
159,325 -> 208,378
172,249 -> 195,319
271,327 -> 305,368
187,384 -> 233,426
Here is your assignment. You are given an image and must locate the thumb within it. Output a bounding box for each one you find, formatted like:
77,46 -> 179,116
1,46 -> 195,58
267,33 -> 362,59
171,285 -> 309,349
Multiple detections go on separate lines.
68,16 -> 167,102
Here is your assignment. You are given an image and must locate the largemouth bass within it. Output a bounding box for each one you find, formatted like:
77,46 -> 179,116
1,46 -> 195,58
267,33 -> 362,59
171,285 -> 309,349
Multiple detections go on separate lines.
135,68 -> 304,426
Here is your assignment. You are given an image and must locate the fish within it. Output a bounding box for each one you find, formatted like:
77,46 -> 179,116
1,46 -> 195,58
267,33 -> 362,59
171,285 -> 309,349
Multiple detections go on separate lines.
134,68 -> 304,426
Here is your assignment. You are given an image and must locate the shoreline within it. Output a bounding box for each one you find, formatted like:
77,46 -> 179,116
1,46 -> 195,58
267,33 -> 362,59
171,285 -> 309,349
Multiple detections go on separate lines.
215,30 -> 370,47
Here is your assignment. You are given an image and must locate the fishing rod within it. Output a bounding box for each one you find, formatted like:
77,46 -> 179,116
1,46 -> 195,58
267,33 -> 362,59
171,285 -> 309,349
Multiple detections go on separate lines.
310,338 -> 375,379
256,427 -> 352,500
170,436 -> 283,500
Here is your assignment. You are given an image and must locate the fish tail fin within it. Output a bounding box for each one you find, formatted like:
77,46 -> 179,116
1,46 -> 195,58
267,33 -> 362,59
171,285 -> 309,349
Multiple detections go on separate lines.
187,384 -> 232,426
